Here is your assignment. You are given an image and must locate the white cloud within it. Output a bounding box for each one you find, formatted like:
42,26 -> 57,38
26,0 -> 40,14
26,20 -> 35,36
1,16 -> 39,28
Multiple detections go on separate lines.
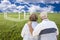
37,5 -> 54,13
28,5 -> 41,13
55,1 -> 60,4
16,0 -> 23,3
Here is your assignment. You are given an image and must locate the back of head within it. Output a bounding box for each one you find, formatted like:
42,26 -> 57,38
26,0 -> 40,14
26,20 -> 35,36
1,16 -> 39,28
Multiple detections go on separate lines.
29,13 -> 38,21
40,12 -> 48,20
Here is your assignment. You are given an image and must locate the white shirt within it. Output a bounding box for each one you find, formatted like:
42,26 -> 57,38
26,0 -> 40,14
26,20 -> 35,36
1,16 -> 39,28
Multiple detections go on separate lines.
21,21 -> 38,40
33,19 -> 59,40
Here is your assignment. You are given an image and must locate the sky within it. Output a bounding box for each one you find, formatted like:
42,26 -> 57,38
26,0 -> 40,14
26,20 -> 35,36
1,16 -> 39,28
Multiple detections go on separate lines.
0,0 -> 60,4
22,0 -> 60,3
0,0 -> 60,12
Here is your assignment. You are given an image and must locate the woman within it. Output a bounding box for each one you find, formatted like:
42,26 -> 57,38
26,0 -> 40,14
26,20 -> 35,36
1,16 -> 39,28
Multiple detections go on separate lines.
21,13 -> 38,40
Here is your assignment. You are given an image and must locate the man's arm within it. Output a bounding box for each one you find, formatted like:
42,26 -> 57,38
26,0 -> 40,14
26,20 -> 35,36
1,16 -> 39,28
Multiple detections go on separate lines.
56,28 -> 59,40
28,24 -> 33,34
27,21 -> 33,35
54,22 -> 59,39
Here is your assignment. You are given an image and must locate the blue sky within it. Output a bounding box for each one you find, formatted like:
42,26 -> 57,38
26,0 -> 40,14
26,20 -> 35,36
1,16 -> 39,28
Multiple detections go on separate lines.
22,0 -> 60,3
0,0 -> 60,12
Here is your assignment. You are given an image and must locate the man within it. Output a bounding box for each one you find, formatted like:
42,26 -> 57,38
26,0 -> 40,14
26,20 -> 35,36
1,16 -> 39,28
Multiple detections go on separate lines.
28,12 -> 59,40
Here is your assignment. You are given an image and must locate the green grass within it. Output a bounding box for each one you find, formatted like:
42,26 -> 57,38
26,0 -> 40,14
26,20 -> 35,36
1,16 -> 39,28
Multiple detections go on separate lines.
0,13 -> 60,40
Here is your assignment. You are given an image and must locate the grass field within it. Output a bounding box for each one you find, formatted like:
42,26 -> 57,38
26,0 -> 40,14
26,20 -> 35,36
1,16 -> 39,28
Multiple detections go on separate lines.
0,13 -> 60,40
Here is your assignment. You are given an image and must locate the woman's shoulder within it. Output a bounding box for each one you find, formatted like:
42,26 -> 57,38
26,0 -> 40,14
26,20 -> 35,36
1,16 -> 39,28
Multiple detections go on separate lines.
24,23 -> 28,26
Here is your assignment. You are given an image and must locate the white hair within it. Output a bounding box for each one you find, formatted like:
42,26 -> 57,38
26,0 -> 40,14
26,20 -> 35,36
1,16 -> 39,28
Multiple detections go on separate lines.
40,12 -> 47,16
40,12 -> 48,19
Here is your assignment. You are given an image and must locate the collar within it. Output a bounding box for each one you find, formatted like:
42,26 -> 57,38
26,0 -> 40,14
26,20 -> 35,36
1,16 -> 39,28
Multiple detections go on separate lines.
42,19 -> 49,21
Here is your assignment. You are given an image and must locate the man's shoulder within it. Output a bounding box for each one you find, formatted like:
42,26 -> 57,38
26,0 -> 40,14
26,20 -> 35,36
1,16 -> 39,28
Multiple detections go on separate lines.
36,22 -> 42,27
24,23 -> 28,27
25,23 -> 28,25
49,20 -> 56,24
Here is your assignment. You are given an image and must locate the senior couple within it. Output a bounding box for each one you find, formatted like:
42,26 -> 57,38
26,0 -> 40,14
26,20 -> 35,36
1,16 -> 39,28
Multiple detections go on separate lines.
21,13 -> 59,40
